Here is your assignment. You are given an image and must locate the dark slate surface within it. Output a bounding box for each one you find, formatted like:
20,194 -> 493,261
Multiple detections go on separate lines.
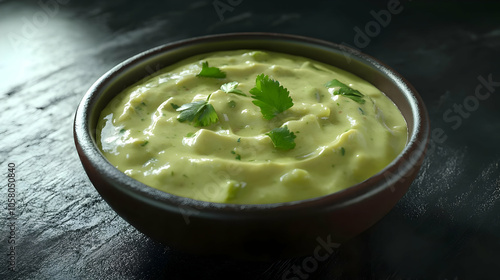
1,0 -> 499,279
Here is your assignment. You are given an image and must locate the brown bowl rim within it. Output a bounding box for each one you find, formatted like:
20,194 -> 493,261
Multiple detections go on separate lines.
74,32 -> 429,218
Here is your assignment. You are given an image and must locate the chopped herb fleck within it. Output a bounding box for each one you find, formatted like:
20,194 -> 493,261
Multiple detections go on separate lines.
176,94 -> 219,127
314,91 -> 321,102
141,141 -> 149,147
235,154 -> 241,160
358,107 -> 365,115
171,103 -> 180,110
266,125 -> 296,150
340,147 -> 345,156
237,138 -> 241,143
197,61 -> 226,78
119,128 -> 126,133
325,79 -> 365,104
221,81 -> 246,96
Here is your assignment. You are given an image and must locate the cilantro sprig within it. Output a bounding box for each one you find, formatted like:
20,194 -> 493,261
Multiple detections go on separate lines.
221,81 -> 246,96
176,71 -> 298,150
325,79 -> 365,104
250,74 -> 294,120
197,61 -> 226,78
266,125 -> 296,150
176,94 -> 219,127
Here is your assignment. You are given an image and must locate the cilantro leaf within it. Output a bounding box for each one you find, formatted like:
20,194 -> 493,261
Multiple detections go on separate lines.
197,61 -> 226,78
176,95 -> 218,127
249,74 -> 294,120
325,79 -> 365,104
221,81 -> 246,96
266,125 -> 296,150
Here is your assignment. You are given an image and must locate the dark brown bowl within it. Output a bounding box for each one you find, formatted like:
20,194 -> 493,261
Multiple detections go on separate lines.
73,32 -> 429,259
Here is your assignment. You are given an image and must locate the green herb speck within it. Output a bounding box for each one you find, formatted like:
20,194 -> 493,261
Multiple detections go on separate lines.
314,91 -> 321,102
141,141 -> 149,147
340,147 -> 345,156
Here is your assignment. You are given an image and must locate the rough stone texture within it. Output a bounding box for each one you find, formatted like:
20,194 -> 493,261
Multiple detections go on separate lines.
1,0 -> 499,279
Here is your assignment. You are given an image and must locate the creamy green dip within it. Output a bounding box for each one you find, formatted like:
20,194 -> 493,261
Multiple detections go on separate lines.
97,50 -> 407,204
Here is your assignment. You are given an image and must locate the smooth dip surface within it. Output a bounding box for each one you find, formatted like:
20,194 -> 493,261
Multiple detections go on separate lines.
97,50 -> 407,204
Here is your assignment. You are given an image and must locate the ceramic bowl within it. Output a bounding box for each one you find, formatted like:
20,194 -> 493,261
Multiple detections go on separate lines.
74,32 -> 429,259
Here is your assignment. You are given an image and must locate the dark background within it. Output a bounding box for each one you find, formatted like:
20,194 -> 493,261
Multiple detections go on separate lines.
1,0 -> 499,279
